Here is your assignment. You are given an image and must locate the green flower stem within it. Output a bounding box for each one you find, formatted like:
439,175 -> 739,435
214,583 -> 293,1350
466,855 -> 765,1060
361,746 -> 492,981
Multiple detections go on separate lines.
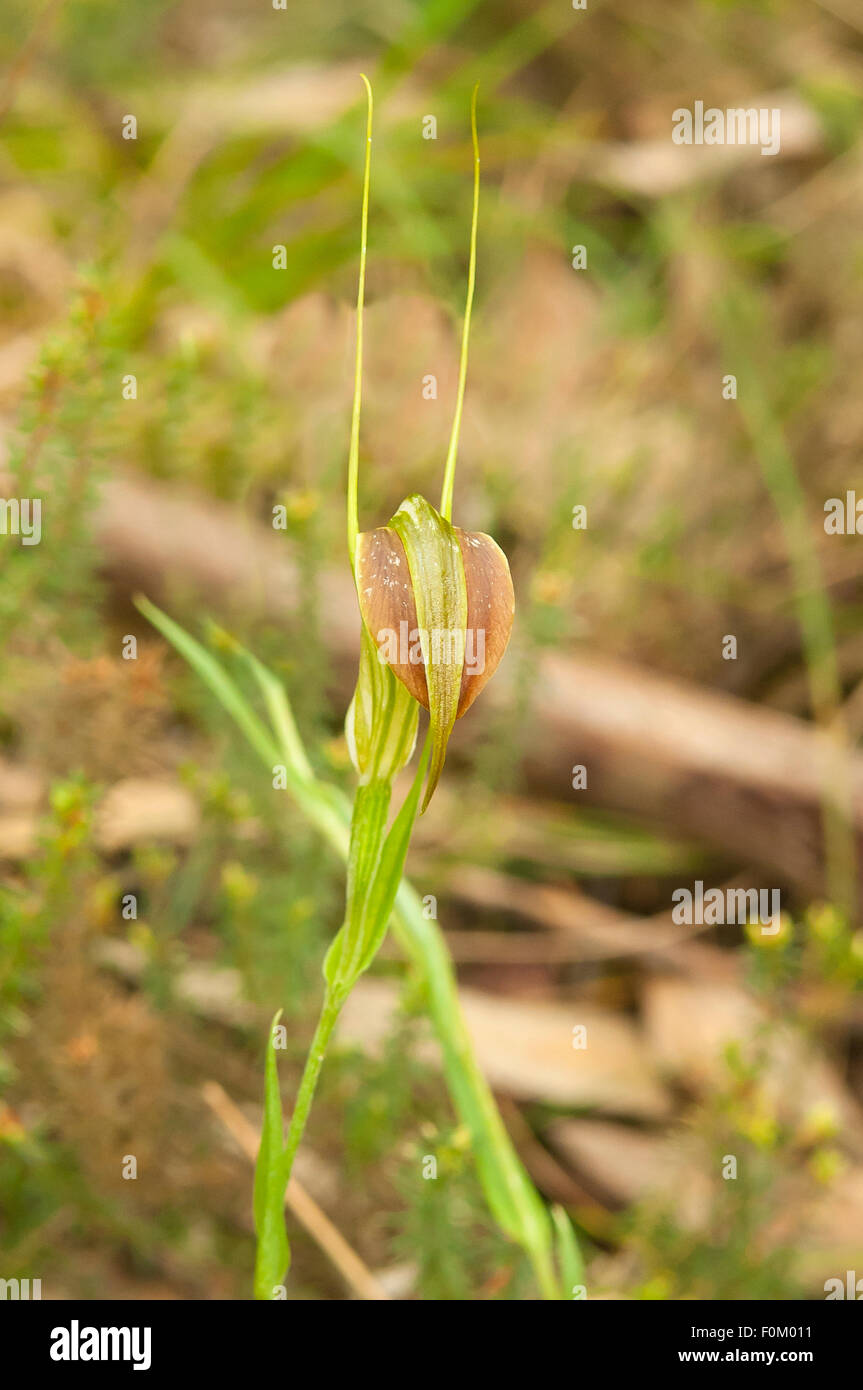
280,988 -> 342,1187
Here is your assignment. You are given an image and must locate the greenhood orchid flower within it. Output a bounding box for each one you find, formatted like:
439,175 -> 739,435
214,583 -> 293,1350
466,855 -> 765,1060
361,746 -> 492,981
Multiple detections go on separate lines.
354,494 -> 514,808
345,80 -> 514,811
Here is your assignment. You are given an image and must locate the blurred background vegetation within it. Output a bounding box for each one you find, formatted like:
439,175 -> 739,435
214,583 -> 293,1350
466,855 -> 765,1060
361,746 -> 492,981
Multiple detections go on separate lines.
1,0 -> 862,1299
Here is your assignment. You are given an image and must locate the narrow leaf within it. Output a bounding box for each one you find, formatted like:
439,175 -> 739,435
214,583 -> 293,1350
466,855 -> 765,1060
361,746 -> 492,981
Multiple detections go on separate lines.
355,737 -> 431,975
326,740 -> 430,993
137,597 -> 351,855
551,1204 -> 584,1298
253,1011 -> 290,1300
237,643 -> 315,783
135,596 -> 276,769
323,778 -> 391,994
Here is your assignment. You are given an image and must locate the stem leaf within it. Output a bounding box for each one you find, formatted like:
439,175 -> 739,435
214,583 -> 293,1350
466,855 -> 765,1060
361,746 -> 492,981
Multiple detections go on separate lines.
253,1011 -> 290,1300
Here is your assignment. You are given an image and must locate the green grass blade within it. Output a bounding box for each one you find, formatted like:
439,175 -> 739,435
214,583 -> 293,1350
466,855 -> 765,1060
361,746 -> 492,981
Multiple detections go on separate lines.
234,642 -> 315,783
137,597 -> 351,856
551,1204 -> 584,1297
135,596 -> 278,769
